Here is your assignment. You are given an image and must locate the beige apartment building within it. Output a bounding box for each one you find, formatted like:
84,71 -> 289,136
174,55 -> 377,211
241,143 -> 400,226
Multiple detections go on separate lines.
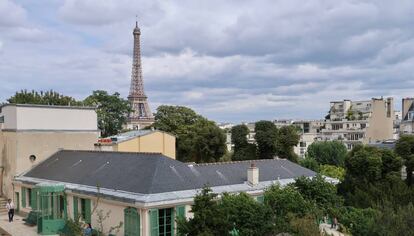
94,130 -> 176,159
0,104 -> 99,199
320,97 -> 394,150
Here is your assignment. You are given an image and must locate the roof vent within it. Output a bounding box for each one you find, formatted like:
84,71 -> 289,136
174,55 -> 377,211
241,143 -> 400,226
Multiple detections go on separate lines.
248,162 -> 259,186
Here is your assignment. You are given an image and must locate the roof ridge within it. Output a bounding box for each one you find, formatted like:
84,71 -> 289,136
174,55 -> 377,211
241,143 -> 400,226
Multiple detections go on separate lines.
60,149 -> 163,155
193,158 -> 282,166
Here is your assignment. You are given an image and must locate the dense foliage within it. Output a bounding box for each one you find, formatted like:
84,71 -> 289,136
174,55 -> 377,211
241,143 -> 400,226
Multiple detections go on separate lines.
306,141 -> 347,167
84,90 -> 132,137
151,105 -> 226,162
7,89 -> 82,106
254,121 -> 278,159
275,125 -> 300,162
231,124 -> 257,161
395,135 -> 414,185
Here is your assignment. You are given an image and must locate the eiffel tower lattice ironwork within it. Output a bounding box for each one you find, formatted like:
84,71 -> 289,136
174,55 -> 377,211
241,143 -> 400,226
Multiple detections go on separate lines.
127,21 -> 154,129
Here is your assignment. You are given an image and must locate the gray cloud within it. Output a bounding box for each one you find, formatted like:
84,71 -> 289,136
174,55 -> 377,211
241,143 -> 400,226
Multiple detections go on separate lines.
1,0 -> 414,122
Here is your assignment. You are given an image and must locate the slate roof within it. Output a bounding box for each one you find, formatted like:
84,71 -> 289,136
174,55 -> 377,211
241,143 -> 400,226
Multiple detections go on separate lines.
23,150 -> 316,195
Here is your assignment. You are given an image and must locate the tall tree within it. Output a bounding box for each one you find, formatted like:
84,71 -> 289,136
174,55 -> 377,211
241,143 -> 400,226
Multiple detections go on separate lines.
395,135 -> 414,186
306,141 -> 347,167
276,125 -> 300,162
255,121 -> 278,159
151,105 -> 225,162
7,89 -> 82,106
190,119 -> 226,163
231,124 -> 257,161
83,90 -> 132,137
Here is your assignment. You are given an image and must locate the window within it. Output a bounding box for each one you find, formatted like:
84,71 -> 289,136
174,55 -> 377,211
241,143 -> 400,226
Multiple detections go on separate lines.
0,116 -> 4,123
300,142 -> 306,147
303,123 -> 310,133
360,123 -> 366,129
159,208 -> 173,236
74,197 -> 91,223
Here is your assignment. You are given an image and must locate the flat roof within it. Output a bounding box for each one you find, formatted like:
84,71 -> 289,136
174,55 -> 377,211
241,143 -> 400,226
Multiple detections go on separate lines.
0,103 -> 96,110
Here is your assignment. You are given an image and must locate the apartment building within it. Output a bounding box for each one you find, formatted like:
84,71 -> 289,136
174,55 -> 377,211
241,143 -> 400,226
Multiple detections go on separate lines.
321,97 -> 394,150
401,97 -> 414,134
292,120 -> 324,158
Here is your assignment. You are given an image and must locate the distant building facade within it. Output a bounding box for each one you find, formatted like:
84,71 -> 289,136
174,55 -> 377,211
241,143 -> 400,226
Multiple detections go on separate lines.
223,97 -> 396,158
0,104 -> 99,199
401,97 -> 414,134
95,130 -> 176,159
321,97 -> 394,150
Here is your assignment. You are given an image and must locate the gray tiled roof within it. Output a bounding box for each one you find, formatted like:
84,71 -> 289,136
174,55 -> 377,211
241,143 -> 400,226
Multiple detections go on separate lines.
23,150 -> 316,194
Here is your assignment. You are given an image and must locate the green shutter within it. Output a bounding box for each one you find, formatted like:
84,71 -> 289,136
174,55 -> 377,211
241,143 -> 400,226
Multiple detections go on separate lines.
124,207 -> 140,236
256,195 -> 264,203
171,208 -> 175,236
31,189 -> 38,210
21,187 -> 26,208
175,205 -> 185,218
73,197 -> 78,220
149,209 -> 159,236
84,199 -> 92,224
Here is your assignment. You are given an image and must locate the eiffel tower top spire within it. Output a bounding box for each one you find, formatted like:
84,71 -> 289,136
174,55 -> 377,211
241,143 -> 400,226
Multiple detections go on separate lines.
127,21 -> 154,130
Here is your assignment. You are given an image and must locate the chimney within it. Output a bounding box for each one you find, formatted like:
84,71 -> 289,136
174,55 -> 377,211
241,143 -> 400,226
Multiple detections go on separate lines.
247,162 -> 259,186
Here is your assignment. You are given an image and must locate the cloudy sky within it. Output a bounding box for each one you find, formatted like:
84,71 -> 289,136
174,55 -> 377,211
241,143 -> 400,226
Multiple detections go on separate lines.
1,0 -> 414,122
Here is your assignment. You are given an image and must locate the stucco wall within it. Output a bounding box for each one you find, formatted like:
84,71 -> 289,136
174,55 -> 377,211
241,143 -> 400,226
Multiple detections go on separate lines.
1,131 -> 99,199
116,132 -> 176,159
364,98 -> 394,143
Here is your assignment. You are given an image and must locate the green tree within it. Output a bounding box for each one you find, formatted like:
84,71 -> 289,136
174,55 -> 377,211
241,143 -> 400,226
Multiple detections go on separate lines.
319,165 -> 346,181
291,175 -> 343,211
190,119 -> 226,163
7,89 -> 82,106
264,185 -> 313,233
306,141 -> 347,167
395,135 -> 414,185
151,105 -> 225,162
177,187 -> 222,236
276,125 -> 300,162
151,105 -> 201,134
219,193 -> 273,236
83,90 -> 132,137
299,158 -> 320,172
231,124 -> 257,161
177,188 -> 273,236
254,121 -> 278,159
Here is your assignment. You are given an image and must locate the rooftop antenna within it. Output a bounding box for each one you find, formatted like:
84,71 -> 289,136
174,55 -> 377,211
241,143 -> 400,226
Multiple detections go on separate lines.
135,15 -> 138,27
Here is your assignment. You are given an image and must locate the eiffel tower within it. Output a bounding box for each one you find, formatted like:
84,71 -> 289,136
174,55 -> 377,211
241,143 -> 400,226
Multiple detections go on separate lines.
126,21 -> 154,130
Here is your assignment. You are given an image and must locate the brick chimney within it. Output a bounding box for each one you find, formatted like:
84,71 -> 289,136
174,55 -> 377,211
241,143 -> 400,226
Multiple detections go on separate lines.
247,162 -> 259,186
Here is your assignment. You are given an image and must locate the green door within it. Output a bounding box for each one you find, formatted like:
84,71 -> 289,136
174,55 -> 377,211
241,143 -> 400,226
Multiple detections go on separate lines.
124,207 -> 140,236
